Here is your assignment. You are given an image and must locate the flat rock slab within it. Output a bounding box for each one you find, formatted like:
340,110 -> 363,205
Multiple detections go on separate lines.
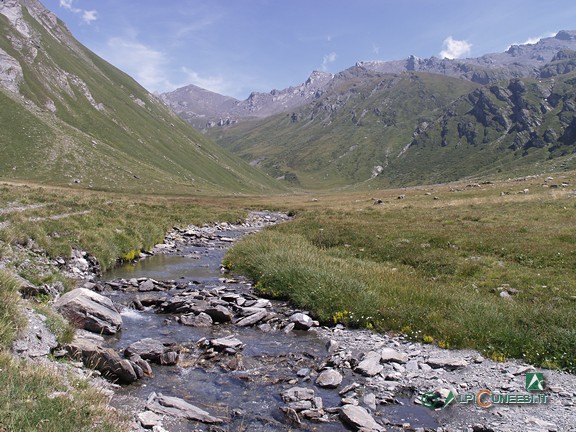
354,351 -> 383,377
210,337 -> 244,351
426,356 -> 468,370
235,309 -> 268,327
54,287 -> 122,335
339,404 -> 385,431
380,347 -> 408,363
146,392 -> 223,424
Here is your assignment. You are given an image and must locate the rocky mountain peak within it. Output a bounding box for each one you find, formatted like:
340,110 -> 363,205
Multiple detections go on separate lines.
555,30 -> 576,41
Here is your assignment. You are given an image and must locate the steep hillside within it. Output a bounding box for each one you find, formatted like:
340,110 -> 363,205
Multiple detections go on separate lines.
0,0 -> 282,194
210,71 -> 480,188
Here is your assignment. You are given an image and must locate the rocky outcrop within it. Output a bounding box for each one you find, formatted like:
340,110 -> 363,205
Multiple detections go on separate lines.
54,288 -> 122,335
0,47 -> 23,93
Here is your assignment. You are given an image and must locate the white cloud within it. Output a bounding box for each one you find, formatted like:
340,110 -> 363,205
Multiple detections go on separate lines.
440,36 -> 472,59
103,37 -> 176,91
509,32 -> 556,48
59,0 -> 97,24
82,10 -> 97,24
372,44 -> 380,55
321,52 -> 337,71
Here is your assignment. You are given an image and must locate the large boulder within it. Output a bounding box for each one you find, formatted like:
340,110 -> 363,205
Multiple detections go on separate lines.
54,288 -> 122,335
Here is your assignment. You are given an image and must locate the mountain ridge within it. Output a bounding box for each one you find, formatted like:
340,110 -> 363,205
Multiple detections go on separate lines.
163,31 -> 576,132
0,0 -> 282,194
169,31 -> 576,189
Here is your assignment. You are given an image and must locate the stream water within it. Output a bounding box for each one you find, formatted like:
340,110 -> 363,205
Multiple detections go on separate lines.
101,223 -> 438,431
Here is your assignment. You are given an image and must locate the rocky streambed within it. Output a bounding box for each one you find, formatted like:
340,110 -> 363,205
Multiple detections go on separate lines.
12,211 -> 576,432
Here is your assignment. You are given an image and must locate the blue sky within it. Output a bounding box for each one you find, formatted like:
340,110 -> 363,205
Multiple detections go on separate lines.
42,0 -> 576,99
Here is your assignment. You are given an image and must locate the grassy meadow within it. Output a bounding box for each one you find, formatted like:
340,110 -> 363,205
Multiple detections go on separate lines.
225,174 -> 576,371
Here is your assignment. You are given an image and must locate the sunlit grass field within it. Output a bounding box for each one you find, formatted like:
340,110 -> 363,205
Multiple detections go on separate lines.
225,173 -> 576,371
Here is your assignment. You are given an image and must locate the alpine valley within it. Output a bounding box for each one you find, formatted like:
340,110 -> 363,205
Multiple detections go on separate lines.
163,31 -> 576,189
0,0 -> 281,194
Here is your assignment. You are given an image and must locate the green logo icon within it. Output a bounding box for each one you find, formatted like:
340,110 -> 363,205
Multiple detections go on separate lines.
526,372 -> 545,391
420,389 -> 455,409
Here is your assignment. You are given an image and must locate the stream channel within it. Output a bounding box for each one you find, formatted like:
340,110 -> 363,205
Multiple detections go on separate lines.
99,213 -> 438,431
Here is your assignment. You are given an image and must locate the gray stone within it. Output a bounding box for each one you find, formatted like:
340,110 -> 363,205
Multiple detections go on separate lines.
362,393 -> 377,411
380,347 -> 408,363
290,312 -> 314,330
146,392 -> 223,424
180,312 -> 213,327
427,356 -> 468,370
339,405 -> 385,431
11,308 -> 58,358
281,387 -> 315,403
210,336 -> 244,351
125,338 -> 179,365
204,305 -> 233,323
316,368 -> 343,388
354,351 -> 383,377
54,288 -> 122,335
235,309 -> 268,327
139,279 -> 155,292
138,410 -> 163,428
67,338 -> 137,383
127,353 -> 153,378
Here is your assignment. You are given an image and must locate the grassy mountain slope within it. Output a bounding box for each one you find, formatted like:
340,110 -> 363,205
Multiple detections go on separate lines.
210,66 -> 576,189
401,72 -> 576,183
0,2 -> 281,194
210,71 -> 480,189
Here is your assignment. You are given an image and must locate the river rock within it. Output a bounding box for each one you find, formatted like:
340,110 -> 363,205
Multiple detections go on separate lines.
380,347 -> 408,363
210,336 -> 244,351
138,279 -> 155,292
281,386 -> 315,403
290,312 -> 314,330
126,352 -> 153,378
67,338 -> 138,383
138,411 -> 163,428
354,351 -> 383,377
180,312 -> 213,327
146,392 -> 223,424
339,404 -> 385,431
427,356 -> 468,370
235,309 -> 268,327
204,305 -> 233,323
316,368 -> 343,388
54,287 -> 122,335
125,338 -> 179,365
